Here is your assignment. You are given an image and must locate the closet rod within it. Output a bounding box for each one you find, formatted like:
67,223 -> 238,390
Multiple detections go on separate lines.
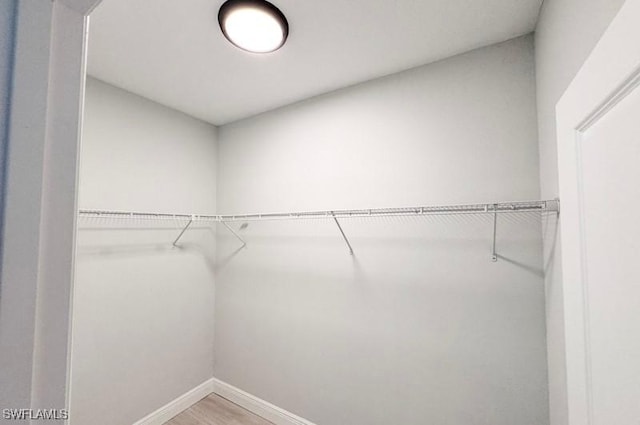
78,200 -> 559,260
78,199 -> 559,222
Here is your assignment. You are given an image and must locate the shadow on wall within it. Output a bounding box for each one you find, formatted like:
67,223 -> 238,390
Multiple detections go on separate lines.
75,211 -> 555,280
214,211 -> 550,279
75,225 -> 218,274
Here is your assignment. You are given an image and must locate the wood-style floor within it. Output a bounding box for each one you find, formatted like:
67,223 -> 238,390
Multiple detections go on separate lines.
164,394 -> 273,425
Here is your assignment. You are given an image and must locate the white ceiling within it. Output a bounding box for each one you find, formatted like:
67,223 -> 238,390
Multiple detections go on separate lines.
88,0 -> 543,126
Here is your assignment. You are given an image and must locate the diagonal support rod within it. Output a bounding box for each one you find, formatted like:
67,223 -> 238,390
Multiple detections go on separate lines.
173,216 -> 194,247
332,212 -> 354,255
491,205 -> 498,262
221,221 -> 247,248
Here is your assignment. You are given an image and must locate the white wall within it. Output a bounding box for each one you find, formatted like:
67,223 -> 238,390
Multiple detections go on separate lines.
534,1 -> 625,424
70,78 -> 218,425
215,35 -> 548,425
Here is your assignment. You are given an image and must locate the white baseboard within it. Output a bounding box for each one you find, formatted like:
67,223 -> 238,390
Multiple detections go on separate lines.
130,377 -> 316,425
211,378 -> 317,425
132,378 -> 215,425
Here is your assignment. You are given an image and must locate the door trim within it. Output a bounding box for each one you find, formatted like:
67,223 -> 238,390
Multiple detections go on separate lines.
556,0 -> 640,423
0,0 -> 102,418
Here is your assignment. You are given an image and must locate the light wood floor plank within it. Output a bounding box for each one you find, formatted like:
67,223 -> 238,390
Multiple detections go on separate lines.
164,394 -> 273,425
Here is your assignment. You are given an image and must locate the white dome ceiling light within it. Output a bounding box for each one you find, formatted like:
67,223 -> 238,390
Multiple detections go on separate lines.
218,0 -> 289,54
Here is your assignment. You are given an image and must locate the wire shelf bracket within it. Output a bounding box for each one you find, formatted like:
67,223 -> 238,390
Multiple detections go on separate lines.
331,212 -> 354,255
173,215 -> 194,247
221,221 -> 247,249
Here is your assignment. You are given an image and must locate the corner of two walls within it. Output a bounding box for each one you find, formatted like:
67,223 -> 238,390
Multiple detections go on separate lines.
533,1 -> 626,424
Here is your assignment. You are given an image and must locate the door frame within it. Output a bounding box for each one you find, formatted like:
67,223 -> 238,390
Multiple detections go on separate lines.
556,0 -> 640,423
1,0 -> 637,421
0,0 -> 102,417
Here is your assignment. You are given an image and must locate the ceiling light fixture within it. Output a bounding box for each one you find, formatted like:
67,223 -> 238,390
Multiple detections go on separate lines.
218,0 -> 289,54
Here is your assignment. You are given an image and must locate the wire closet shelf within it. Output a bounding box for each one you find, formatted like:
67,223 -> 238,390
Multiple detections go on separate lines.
78,199 -> 560,261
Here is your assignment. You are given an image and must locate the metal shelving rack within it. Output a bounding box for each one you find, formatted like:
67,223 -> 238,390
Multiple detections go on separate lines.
78,199 -> 560,261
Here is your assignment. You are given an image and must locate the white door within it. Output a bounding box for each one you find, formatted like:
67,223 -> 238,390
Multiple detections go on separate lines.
556,0 -> 640,424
